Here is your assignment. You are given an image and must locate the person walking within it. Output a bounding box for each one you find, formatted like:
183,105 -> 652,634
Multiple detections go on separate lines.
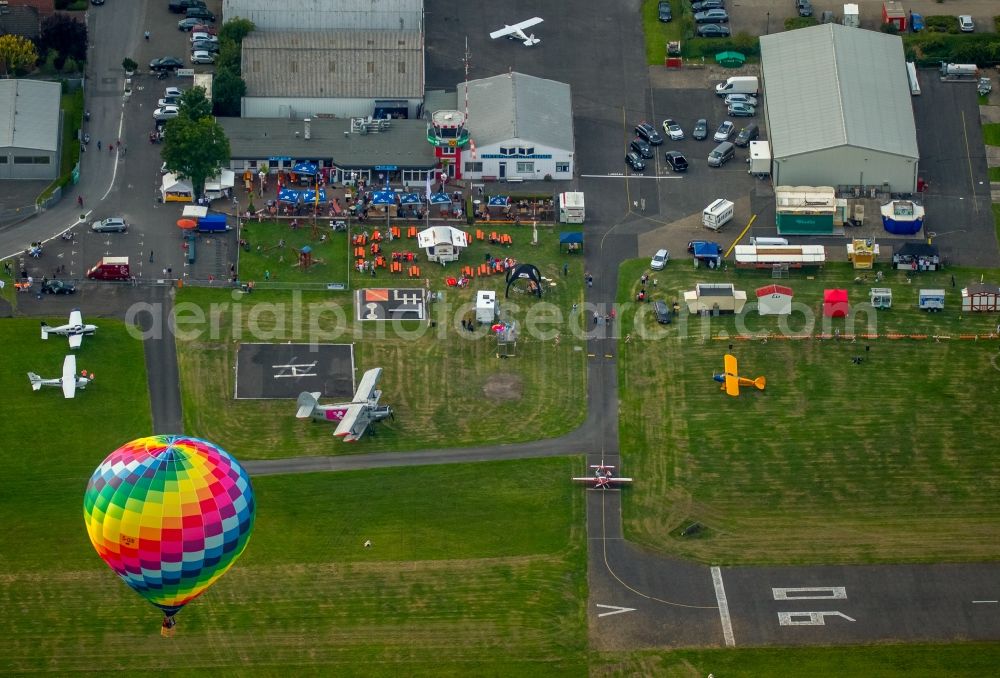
96,140 -> 101,151
144,31 -> 150,40
77,195 -> 83,208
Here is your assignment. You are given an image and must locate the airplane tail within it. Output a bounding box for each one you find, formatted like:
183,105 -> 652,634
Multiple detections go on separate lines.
40,322 -> 50,340
27,373 -> 42,391
524,34 -> 540,46
753,376 -> 767,391
295,391 -> 321,419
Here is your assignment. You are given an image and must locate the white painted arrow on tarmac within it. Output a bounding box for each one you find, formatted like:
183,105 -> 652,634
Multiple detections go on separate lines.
596,603 -> 636,618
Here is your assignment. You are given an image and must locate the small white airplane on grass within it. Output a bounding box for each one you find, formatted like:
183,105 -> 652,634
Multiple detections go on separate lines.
28,354 -> 94,398
489,17 -> 543,46
296,367 -> 394,442
573,463 -> 633,489
41,309 -> 96,349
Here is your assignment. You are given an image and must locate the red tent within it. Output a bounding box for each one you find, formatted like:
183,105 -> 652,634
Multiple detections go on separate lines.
823,289 -> 849,317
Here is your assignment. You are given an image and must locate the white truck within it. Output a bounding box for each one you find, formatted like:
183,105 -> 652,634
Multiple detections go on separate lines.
557,191 -> 585,223
747,140 -> 771,178
703,199 -> 735,231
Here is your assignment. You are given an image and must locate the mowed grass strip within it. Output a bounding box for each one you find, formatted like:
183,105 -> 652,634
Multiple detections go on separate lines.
0,319 -> 152,574
175,229 -> 587,458
0,458 -> 587,674
617,261 -> 1000,564
592,644 -> 1000,677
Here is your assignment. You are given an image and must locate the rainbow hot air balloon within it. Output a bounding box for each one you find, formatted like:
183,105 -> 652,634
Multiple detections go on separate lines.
83,435 -> 255,631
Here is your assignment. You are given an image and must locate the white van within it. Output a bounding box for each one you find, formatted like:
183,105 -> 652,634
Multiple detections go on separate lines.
750,237 -> 789,246
715,76 -> 759,97
703,199 -> 735,231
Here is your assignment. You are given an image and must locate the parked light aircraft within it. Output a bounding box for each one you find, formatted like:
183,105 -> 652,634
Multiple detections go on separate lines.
27,354 -> 94,398
296,367 -> 393,441
489,17 -> 543,46
713,353 -> 766,396
40,309 -> 96,349
573,463 -> 633,489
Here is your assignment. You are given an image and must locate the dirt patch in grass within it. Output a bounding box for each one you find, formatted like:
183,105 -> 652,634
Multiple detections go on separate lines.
483,373 -> 524,402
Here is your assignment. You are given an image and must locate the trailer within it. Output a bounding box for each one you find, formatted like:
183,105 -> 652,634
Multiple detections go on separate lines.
882,1 -> 906,32
918,289 -> 944,312
747,140 -> 771,177
734,244 -> 826,268
557,192 -> 585,224
476,290 -> 499,323
842,3 -> 860,27
702,199 -> 734,231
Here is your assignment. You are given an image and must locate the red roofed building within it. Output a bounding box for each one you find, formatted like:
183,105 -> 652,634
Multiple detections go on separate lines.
755,284 -> 793,315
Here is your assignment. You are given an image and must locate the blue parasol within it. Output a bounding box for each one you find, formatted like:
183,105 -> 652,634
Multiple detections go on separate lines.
487,195 -> 510,207
302,188 -> 327,204
278,188 -> 302,203
428,191 -> 452,205
371,188 -> 396,206
399,193 -> 421,205
292,162 -> 318,175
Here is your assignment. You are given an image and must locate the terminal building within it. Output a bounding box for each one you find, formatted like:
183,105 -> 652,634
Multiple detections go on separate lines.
0,79 -> 61,180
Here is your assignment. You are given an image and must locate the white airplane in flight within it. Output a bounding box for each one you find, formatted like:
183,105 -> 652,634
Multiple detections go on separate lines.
489,17 -> 543,46
28,354 -> 94,399
40,309 -> 96,349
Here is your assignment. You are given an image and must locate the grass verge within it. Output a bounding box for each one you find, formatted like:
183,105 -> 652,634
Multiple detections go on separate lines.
617,260 -> 1000,564
0,457 -> 587,674
592,644 -> 1000,677
982,122 -> 1000,146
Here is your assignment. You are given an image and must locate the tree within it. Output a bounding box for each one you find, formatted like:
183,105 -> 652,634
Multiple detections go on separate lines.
218,18 -> 255,44
161,117 -> 231,198
178,87 -> 213,121
122,58 -> 137,73
212,69 -> 246,117
0,35 -> 38,76
39,13 -> 88,64
214,39 -> 242,76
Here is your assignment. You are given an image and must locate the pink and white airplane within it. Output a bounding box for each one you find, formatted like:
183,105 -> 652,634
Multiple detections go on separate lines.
573,463 -> 633,489
295,367 -> 393,442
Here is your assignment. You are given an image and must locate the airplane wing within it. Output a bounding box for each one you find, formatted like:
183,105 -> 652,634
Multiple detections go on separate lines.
68,333 -> 83,349
723,354 -> 740,396
353,367 -> 383,403
62,355 -> 77,399
489,18 -> 542,40
334,404 -> 368,441
69,309 -> 83,327
490,25 -> 519,39
514,17 -> 543,30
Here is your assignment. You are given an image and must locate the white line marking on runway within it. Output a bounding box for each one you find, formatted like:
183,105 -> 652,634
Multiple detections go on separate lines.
596,603 -> 636,618
711,566 -> 735,647
581,174 -> 683,179
972,600 -> 998,604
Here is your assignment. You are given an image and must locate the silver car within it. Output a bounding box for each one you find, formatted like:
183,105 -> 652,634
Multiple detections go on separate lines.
191,50 -> 216,65
724,93 -> 758,107
713,120 -> 735,142
91,217 -> 127,233
153,105 -> 179,120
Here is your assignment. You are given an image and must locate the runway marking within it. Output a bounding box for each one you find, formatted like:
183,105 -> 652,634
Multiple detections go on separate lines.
596,603 -> 636,618
711,566 -> 736,647
778,611 -> 856,626
581,174 -> 683,179
960,110 -> 979,215
595,462 -> 717,611
773,586 -> 847,601
972,600 -> 998,604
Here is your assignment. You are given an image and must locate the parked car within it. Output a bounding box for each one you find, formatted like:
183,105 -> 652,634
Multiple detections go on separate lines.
191,50 -> 216,65
157,96 -> 180,107
190,32 -> 219,43
692,0 -> 725,11
694,9 -> 729,23
734,123 -> 759,147
153,105 -> 180,121
650,248 -> 670,270
626,151 -> 647,172
164,87 -> 184,98
169,0 -> 206,13
177,17 -> 203,31
149,56 -> 184,71
91,217 -> 128,233
713,120 -> 735,142
90,0 -> 105,5
661,118 -> 684,140
727,103 -> 756,117
635,121 -> 663,146
185,7 -> 216,22
657,0 -> 672,22
696,24 -> 731,37
958,15 -> 974,32
692,118 -> 709,140
191,40 -> 220,54
630,138 -> 654,159
796,0 -> 813,17
664,151 -> 689,172
724,93 -> 758,107
41,279 -> 76,295
653,300 -> 672,324
190,24 -> 218,35
909,12 -> 924,32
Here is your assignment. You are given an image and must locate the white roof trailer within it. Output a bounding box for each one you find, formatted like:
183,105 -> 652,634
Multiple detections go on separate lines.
558,192 -> 585,223
735,244 -> 827,268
